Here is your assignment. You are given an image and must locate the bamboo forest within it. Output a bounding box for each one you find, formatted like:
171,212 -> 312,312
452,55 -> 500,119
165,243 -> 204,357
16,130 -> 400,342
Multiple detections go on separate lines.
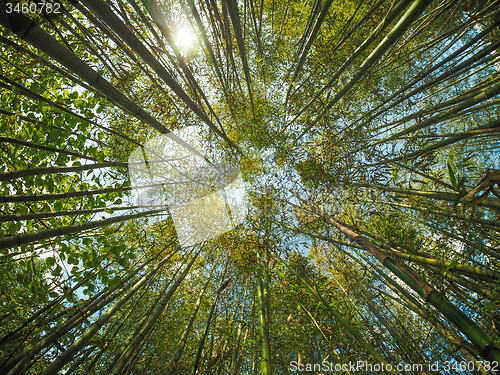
1,0 -> 500,373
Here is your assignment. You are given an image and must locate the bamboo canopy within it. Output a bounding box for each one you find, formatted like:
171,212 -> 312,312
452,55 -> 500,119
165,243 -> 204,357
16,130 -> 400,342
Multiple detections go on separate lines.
1,0 -> 500,374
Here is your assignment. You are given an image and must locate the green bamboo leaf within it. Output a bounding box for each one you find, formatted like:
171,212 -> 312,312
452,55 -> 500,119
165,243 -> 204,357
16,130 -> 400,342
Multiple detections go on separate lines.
443,259 -> 459,274
46,257 -> 56,267
51,265 -> 62,277
447,163 -> 458,190
53,200 -> 63,212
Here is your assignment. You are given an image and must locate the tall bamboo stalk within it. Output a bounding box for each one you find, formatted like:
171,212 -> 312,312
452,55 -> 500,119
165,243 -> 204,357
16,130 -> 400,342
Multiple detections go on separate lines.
277,220 -> 500,296
0,244 -> 178,374
0,7 -> 208,159
352,182 -> 500,211
294,0 -> 433,142
299,200 -> 500,362
165,263 -> 216,375
110,245 -> 203,374
0,208 -> 166,251
223,0 -> 256,118
272,249 -> 398,373
0,136 -> 98,162
360,16 -> 500,126
79,0 -> 242,156
189,258 -> 229,375
256,251 -> 271,375
334,238 -> 484,364
371,79 -> 500,147
290,0 -> 334,83
40,247 -> 178,375
287,0 -> 413,126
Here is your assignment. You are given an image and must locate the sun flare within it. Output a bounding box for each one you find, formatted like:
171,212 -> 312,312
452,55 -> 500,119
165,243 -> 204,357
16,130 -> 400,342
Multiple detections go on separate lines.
174,26 -> 196,51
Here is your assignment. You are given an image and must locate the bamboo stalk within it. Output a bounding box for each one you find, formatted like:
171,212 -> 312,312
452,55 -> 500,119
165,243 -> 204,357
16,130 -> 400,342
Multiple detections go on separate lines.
82,243 -> 173,373
389,117 -> 500,162
375,80 -> 500,146
183,0 -> 228,95
256,252 -> 271,375
190,258 -> 229,375
277,220 -> 500,293
165,263 -> 216,375
0,208 -> 166,250
0,161 -> 127,182
300,201 -> 500,362
422,221 -> 500,261
79,0 -> 242,156
381,199 -> 500,230
0,136 -> 97,162
361,18 -> 500,126
40,247 -> 178,375
0,180 -> 177,203
0,9 -> 209,159
291,0 -> 334,83
0,269 -> 99,348
111,246 -> 203,374
190,294 -> 220,375
294,0 -> 433,142
0,205 -> 161,223
0,34 -> 98,94
352,182 -> 500,211
272,249 -> 397,373
0,245 -> 177,374
139,0 -> 226,132
287,0 -> 412,127
0,157 -> 183,183
337,246 -> 485,364
223,0 -> 256,118
0,71 -> 143,149
228,283 -> 249,375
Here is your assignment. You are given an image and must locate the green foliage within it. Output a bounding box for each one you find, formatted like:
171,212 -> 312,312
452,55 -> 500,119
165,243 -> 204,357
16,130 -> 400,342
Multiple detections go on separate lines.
1,0 -> 500,373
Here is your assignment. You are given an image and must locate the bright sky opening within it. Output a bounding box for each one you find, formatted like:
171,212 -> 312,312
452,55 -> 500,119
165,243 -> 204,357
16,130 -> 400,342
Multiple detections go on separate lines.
174,26 -> 196,51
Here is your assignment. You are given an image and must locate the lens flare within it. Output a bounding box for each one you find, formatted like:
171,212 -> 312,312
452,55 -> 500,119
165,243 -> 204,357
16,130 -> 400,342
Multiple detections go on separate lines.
175,26 -> 195,51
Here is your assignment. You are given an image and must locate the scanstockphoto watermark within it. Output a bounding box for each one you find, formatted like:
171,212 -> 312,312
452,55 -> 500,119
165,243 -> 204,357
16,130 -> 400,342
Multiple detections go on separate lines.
290,360 -> 500,373
290,361 -> 429,373
128,127 -> 248,247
